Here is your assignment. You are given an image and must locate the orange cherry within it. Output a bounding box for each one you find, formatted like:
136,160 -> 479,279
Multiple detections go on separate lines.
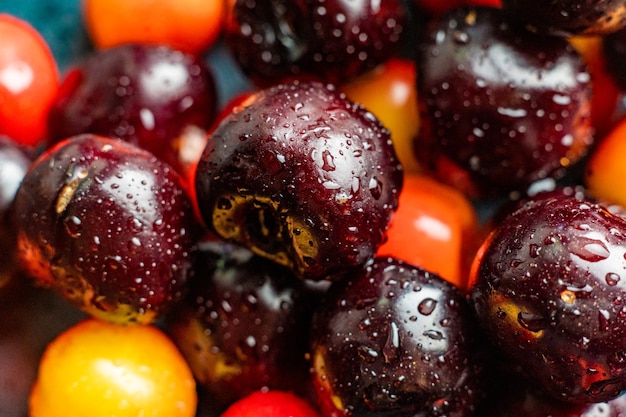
377,173 -> 480,291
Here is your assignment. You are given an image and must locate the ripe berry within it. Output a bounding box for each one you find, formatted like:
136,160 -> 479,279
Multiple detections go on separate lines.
195,81 -> 403,281
219,390 -> 320,417
415,6 -> 593,198
166,238 -> 320,407
47,44 -> 218,176
310,257 -> 485,416
0,14 -> 59,147
223,0 -> 407,86
470,193 -> 626,403
14,134 -> 199,325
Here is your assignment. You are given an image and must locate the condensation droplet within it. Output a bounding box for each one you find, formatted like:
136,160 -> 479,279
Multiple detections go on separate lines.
418,298 -> 437,316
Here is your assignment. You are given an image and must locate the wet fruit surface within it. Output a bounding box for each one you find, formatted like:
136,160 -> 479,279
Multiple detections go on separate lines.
166,238 -> 320,408
415,6 -> 594,197
471,193 -> 626,403
195,81 -> 403,281
223,0 -> 407,86
47,44 -> 218,175
14,134 -> 199,324
310,257 -> 484,417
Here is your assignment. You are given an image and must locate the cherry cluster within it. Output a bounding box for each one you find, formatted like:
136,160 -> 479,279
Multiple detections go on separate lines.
4,0 -> 626,417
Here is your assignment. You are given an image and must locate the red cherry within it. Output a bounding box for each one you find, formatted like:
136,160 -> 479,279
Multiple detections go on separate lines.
219,391 -> 320,417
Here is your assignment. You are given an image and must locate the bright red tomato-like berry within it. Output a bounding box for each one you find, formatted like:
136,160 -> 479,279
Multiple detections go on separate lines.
376,173 -> 480,291
0,14 -> 59,148
14,134 -> 200,325
47,43 -> 218,179
219,390 -> 320,417
415,6 -> 593,198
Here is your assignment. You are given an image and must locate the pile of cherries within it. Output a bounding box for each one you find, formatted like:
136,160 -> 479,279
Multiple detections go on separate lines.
6,0 -> 626,416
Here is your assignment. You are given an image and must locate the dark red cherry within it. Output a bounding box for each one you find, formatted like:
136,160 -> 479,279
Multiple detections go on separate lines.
477,365 -> 626,416
470,193 -> 626,403
501,0 -> 626,36
13,134 -> 199,324
194,81 -> 403,281
415,6 -> 593,198
47,44 -> 218,175
166,238 -> 321,409
224,0 -> 407,86
309,257 -> 485,417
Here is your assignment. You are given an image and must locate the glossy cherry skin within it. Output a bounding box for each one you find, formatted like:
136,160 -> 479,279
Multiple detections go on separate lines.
470,193 -> 626,403
501,0 -> 626,36
309,257 -> 485,417
224,0 -> 407,86
165,238 -> 321,409
477,365 -> 626,417
47,44 -> 218,175
415,6 -> 593,198
195,81 -> 403,281
13,134 -> 199,325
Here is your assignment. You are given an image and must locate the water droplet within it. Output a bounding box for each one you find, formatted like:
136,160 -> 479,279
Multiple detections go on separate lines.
606,273 -> 621,286
423,329 -> 444,340
599,309 -> 611,332
383,321 -> 400,363
452,30 -> 469,44
64,216 -> 82,237
321,149 -> 336,172
418,298 -> 437,316
369,177 -> 383,200
517,311 -> 547,332
570,237 -> 610,262
529,244 -> 540,258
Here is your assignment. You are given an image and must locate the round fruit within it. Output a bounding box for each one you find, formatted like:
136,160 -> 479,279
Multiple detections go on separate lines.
376,173 -> 480,290
166,239 -> 319,406
0,14 -> 59,147
83,0 -> 225,55
29,318 -> 197,417
470,193 -> 626,403
14,134 -> 199,324
310,257 -> 484,417
223,0 -> 407,86
219,391 -> 320,417
415,6 -> 594,198
47,43 -> 218,176
195,81 -> 403,281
